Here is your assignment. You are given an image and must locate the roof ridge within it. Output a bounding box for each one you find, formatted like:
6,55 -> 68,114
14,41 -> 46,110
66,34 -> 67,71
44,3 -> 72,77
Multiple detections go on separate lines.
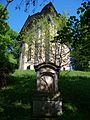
20,2 -> 57,33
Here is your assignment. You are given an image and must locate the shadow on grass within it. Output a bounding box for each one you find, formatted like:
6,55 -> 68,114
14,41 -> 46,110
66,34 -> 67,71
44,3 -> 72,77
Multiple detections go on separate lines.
0,71 -> 36,120
0,70 -> 90,120
58,75 -> 90,120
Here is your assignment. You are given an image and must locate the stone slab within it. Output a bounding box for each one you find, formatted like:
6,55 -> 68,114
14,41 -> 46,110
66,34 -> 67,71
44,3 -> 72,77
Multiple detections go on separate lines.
33,92 -> 62,117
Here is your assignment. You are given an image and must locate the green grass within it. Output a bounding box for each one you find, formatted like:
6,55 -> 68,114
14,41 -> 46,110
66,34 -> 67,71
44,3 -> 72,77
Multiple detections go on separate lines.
0,70 -> 90,120
59,71 -> 90,120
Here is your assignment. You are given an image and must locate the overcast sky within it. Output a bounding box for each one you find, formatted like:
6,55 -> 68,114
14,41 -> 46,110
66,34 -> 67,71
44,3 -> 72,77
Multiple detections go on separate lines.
0,0 -> 82,32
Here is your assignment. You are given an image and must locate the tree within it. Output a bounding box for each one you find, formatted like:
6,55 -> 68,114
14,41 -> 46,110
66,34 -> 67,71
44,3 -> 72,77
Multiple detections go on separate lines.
71,1 -> 90,71
0,3 -> 19,86
0,0 -> 13,18
57,1 -> 90,71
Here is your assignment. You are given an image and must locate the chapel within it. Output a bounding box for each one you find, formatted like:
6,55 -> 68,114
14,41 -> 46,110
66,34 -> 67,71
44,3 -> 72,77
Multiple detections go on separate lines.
19,2 -> 70,70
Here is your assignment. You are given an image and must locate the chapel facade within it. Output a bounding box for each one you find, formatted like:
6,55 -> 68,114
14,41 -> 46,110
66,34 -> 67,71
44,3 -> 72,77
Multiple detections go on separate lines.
19,2 -> 70,70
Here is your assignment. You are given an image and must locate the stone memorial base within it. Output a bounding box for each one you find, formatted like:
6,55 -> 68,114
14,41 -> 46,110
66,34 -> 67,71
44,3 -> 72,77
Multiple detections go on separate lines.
33,91 -> 62,118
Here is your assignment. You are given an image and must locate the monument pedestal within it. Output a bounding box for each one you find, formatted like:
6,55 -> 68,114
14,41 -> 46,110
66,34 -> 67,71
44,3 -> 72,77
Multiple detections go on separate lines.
33,63 -> 62,118
33,91 -> 62,118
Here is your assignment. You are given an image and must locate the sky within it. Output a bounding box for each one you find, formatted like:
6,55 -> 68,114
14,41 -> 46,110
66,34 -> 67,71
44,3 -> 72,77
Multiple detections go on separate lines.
0,0 -> 83,32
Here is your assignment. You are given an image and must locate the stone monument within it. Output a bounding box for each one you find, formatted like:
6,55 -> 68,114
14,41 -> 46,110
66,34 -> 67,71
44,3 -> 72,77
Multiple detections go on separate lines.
33,37 -> 62,118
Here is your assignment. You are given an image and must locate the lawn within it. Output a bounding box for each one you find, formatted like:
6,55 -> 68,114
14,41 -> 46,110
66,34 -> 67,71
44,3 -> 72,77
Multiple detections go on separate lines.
0,70 -> 90,120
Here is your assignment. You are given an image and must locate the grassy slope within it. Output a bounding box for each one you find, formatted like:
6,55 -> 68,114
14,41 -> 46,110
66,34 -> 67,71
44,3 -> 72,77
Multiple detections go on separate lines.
59,71 -> 90,120
0,70 -> 90,120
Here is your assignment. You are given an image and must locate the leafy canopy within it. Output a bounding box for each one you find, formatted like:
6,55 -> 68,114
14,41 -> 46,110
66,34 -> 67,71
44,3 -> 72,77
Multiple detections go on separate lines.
0,3 -> 19,75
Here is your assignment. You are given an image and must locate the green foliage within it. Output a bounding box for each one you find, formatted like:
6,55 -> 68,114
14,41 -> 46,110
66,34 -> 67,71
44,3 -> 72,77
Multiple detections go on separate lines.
72,1 -> 90,71
19,12 -> 67,43
57,1 -> 90,71
18,12 -> 68,64
0,3 -> 19,78
0,3 -> 8,20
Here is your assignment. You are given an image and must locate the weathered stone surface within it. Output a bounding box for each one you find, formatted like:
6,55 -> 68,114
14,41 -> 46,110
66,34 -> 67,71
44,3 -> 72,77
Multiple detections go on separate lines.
33,63 -> 62,117
33,91 -> 62,117
34,63 -> 60,92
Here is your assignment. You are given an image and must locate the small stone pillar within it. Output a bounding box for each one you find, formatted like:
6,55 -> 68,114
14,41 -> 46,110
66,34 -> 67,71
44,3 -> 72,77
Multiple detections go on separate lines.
33,62 -> 62,118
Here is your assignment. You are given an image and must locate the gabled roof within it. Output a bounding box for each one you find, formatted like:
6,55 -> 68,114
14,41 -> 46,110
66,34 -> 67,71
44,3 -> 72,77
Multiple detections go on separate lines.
41,2 -> 57,14
20,2 -> 58,34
